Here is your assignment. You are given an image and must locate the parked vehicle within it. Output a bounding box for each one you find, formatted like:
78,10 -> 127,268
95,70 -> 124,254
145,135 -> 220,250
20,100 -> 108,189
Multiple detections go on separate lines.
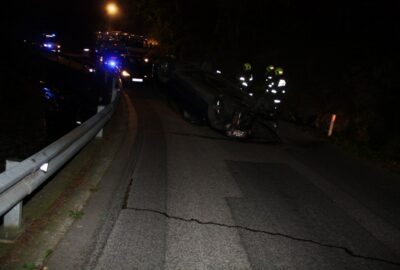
39,33 -> 61,53
95,32 -> 154,84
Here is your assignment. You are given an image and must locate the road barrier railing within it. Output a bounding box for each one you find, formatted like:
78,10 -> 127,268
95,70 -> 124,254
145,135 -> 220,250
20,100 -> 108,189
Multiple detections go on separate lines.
0,93 -> 118,229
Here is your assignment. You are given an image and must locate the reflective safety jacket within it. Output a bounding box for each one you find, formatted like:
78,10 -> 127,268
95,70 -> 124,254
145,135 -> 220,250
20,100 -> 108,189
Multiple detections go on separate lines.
238,71 -> 254,94
265,73 -> 287,110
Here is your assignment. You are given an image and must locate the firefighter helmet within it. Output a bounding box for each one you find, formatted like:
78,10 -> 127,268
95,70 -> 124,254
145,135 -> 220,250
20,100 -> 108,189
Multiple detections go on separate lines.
266,65 -> 275,72
243,63 -> 252,71
275,67 -> 284,76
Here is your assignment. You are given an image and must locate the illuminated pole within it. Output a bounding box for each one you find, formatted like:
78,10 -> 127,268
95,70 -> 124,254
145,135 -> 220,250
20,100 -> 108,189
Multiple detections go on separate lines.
328,114 -> 337,137
105,2 -> 120,30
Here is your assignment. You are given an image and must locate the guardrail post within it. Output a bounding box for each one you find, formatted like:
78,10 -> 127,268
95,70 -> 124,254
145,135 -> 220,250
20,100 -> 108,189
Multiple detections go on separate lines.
96,105 -> 105,138
3,160 -> 22,228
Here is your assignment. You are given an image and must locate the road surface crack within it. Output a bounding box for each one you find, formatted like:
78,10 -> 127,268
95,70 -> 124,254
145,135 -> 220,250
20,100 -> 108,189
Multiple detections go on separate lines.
125,207 -> 400,267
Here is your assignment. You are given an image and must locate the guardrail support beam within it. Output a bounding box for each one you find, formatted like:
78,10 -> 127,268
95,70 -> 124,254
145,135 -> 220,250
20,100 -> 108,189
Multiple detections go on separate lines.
4,203 -> 22,228
96,105 -> 106,138
4,160 -> 22,228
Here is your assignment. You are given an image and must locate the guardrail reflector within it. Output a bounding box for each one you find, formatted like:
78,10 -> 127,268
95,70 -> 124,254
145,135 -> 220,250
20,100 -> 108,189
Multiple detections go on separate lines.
40,163 -> 49,172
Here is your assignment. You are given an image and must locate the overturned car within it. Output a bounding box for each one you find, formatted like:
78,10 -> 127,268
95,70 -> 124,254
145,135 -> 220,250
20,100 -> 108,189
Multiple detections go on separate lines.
156,61 -> 283,139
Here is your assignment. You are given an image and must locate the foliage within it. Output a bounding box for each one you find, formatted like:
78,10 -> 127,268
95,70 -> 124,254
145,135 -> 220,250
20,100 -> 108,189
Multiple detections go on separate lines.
68,210 -> 84,219
44,249 -> 53,259
22,262 -> 38,270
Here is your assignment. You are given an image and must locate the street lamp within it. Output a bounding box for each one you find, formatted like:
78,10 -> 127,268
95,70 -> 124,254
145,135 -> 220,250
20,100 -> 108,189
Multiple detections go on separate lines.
105,2 -> 120,31
106,2 -> 119,17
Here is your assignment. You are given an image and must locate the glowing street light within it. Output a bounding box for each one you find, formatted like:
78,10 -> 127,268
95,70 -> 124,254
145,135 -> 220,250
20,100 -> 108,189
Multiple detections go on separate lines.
106,3 -> 119,17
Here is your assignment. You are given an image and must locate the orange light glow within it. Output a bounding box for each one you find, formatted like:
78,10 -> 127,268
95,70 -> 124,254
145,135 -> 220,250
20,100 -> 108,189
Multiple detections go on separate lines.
106,3 -> 119,16
328,114 -> 337,137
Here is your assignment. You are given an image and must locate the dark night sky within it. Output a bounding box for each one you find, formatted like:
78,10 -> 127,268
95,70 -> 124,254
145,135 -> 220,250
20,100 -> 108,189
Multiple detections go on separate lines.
5,0 -> 100,48
8,1 -> 99,30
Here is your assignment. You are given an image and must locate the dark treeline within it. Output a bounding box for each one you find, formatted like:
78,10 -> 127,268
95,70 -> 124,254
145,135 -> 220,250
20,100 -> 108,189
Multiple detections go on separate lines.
125,0 -> 400,158
125,1 -> 398,54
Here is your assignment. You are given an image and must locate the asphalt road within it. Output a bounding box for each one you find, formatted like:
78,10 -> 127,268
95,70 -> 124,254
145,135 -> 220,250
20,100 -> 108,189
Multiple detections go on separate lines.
50,82 -> 400,269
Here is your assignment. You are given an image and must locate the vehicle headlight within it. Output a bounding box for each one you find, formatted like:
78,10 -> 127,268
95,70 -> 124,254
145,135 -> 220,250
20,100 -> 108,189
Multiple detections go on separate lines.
121,70 -> 131,77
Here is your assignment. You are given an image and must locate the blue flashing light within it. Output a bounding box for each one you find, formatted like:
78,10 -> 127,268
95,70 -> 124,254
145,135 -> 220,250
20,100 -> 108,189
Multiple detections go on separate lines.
108,60 -> 117,67
104,56 -> 121,70
43,87 -> 56,100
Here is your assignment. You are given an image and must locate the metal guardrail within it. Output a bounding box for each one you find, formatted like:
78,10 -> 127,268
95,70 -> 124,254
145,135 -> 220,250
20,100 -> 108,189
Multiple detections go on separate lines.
0,95 -> 118,228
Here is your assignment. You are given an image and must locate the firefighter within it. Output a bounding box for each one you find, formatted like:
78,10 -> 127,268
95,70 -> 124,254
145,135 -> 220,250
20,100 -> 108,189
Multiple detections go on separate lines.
238,62 -> 254,95
265,65 -> 275,86
265,66 -> 287,112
